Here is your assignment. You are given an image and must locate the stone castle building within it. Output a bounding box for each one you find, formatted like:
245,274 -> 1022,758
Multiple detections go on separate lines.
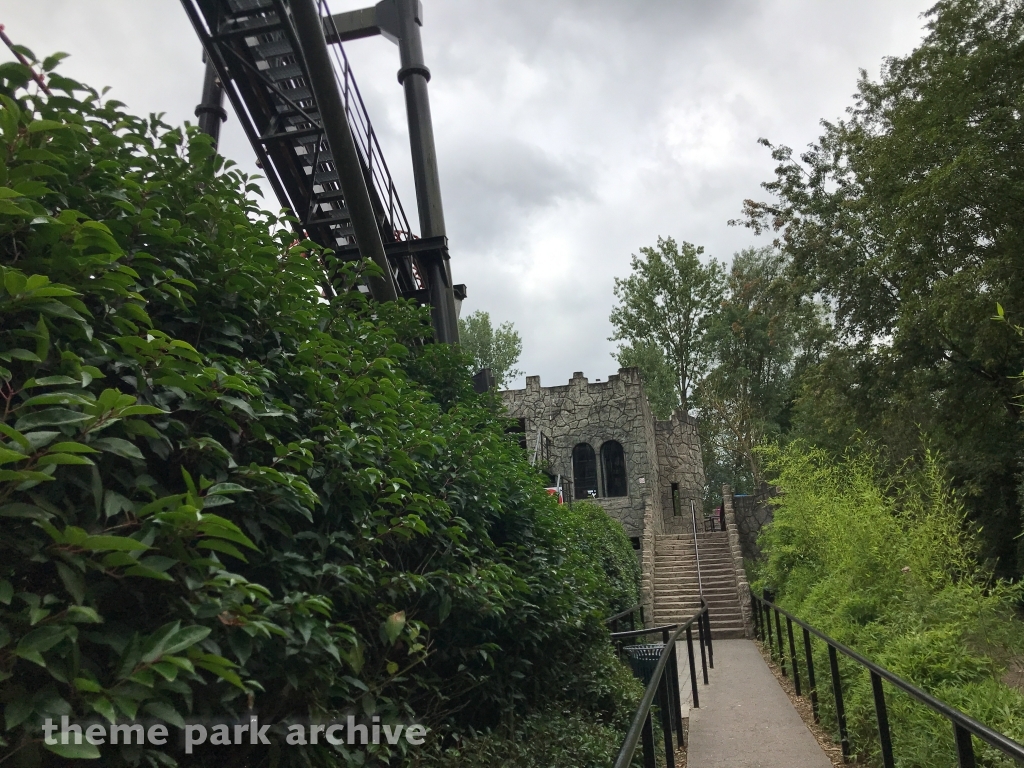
500,368 -> 706,541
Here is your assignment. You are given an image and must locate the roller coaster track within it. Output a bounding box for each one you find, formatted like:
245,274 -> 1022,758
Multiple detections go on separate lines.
180,0 -> 457,326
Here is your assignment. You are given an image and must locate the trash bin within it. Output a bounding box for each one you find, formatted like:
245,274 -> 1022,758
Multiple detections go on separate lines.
622,643 -> 665,687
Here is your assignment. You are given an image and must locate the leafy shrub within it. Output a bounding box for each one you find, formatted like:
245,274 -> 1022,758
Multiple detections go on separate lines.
410,711 -> 627,768
0,53 -> 637,766
757,442 -> 1024,767
561,502 -> 641,615
411,643 -> 644,767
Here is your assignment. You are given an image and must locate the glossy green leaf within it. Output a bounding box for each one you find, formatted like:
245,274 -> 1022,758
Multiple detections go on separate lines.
37,453 -> 94,466
197,539 -> 248,562
55,561 -> 85,604
14,408 -> 90,430
383,611 -> 406,645
90,437 -> 143,460
162,626 -> 211,656
143,701 -> 186,729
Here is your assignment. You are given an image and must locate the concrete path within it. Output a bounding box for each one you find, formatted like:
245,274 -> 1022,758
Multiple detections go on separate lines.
687,639 -> 832,768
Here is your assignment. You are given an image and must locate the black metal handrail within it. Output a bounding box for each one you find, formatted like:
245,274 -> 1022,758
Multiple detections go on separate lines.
605,603 -> 644,634
689,499 -> 704,597
751,591 -> 1024,768
609,600 -> 714,768
321,0 -> 414,244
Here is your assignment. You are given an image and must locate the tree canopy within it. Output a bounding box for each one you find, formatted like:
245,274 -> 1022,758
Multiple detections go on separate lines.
457,310 -> 523,390
609,237 -> 724,415
697,247 -> 826,491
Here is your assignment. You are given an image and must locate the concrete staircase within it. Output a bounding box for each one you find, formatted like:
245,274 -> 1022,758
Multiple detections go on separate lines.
653,532 -> 747,639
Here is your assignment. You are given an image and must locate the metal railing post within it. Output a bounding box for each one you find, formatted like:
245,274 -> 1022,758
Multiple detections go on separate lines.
871,671 -> 896,768
765,602 -> 774,655
753,593 -> 762,639
686,625 -> 700,709
697,610 -> 709,685
828,644 -> 851,761
657,673 -> 676,768
704,606 -> 714,669
641,711 -> 656,768
689,500 -> 704,598
787,616 -> 801,696
774,608 -> 787,675
668,638 -> 685,738
662,628 -> 678,736
803,627 -> 819,723
954,723 -> 977,768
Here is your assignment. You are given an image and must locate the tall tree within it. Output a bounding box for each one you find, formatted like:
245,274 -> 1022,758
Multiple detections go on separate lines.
458,310 -> 524,389
735,0 -> 1024,575
696,247 -> 828,490
609,237 -> 724,414
614,339 -> 679,420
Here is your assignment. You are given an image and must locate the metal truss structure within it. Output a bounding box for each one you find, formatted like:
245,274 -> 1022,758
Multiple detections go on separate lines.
180,0 -> 461,343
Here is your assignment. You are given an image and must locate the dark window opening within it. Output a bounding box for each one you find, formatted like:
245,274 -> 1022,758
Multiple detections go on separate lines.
601,441 -> 628,497
509,417 -> 527,450
672,483 -> 681,516
630,536 -> 641,551
572,443 -> 598,499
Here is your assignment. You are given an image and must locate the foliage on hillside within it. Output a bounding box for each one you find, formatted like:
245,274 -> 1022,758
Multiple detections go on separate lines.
755,442 -> 1024,767
737,0 -> 1024,576
696,247 -> 827,504
0,53 -> 638,766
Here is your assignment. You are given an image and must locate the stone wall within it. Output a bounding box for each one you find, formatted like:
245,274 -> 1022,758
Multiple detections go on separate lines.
501,369 -> 661,537
500,368 -> 706,543
722,485 -> 754,637
654,413 -> 705,534
732,483 -> 777,561
639,498 -> 656,626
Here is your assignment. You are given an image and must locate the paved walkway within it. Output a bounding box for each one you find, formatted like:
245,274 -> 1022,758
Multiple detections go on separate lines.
687,639 -> 832,768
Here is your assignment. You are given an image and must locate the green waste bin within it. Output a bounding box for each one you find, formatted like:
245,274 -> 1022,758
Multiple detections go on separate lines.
623,643 -> 665,687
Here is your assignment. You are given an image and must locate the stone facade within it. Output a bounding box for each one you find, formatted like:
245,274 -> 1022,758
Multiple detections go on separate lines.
722,485 -> 754,637
500,368 -> 706,540
731,483 -> 777,561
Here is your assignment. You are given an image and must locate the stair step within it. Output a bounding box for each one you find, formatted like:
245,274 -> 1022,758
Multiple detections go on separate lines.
654,598 -> 740,606
655,566 -> 734,573
655,562 -> 734,568
652,541 -> 747,637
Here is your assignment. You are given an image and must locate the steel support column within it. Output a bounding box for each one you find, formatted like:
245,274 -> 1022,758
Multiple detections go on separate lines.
195,55 -> 227,147
393,0 -> 458,342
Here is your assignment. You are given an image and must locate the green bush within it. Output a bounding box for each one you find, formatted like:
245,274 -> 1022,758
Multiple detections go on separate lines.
411,642 -> 645,768
410,710 -> 628,768
561,502 -> 641,615
757,442 -> 1024,767
0,54 -> 638,766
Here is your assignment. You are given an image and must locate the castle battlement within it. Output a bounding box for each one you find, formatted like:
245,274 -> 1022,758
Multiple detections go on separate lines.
501,368 -> 705,538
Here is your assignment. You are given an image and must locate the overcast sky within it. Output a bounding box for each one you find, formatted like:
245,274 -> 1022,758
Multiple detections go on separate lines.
3,0 -> 933,389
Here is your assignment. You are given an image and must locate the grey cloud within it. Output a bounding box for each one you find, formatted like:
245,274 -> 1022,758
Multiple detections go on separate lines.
4,0 -> 934,390
443,138 -> 591,251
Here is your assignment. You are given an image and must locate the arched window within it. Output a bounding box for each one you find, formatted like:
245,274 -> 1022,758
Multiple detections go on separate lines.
573,443 -> 598,499
601,441 -> 627,497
